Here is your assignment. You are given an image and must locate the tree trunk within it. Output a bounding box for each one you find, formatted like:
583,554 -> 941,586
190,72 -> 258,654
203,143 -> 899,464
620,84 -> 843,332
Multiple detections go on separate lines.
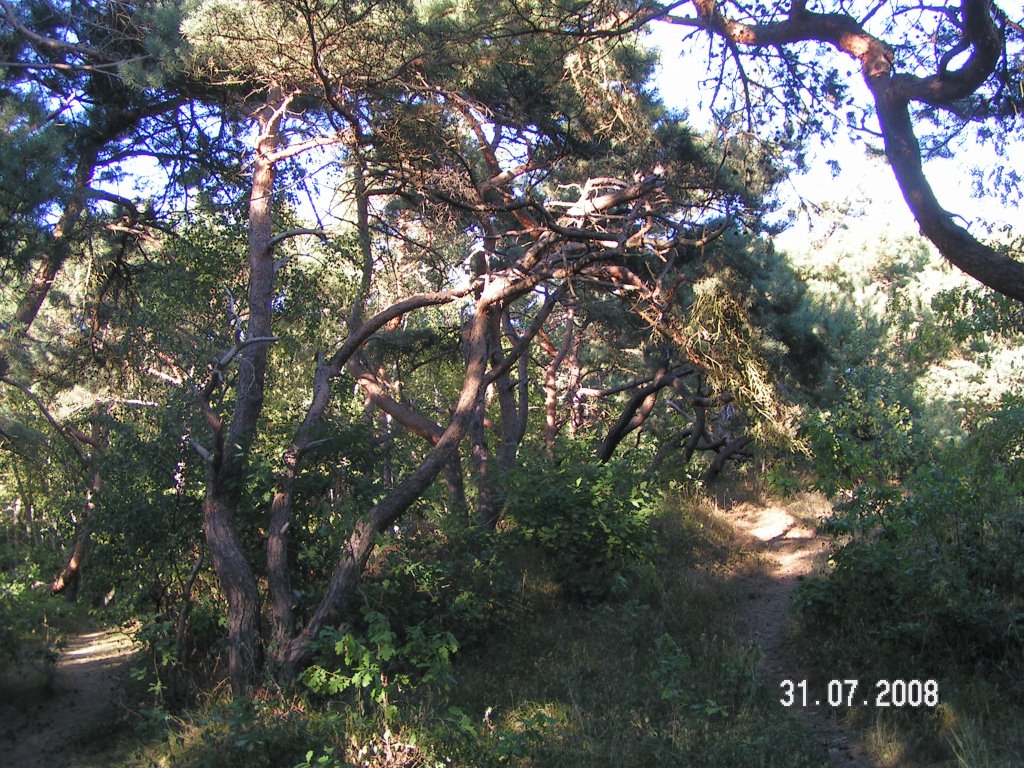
204,487 -> 263,693
566,327 -> 586,436
50,411 -> 105,601
682,406 -> 707,466
597,368 -> 683,463
275,303 -> 495,675
13,145 -> 99,332
489,310 -> 526,526
469,392 -> 497,527
49,466 -> 101,601
494,311 -> 523,474
203,88 -> 287,695
703,436 -> 753,485
348,356 -> 470,516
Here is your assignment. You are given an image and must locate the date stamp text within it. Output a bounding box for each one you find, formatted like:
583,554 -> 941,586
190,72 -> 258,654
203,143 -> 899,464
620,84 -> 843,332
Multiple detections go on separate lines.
779,679 -> 939,708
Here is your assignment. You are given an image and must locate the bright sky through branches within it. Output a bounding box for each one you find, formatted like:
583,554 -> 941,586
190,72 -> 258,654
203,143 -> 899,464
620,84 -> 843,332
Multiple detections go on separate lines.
644,20 -> 1021,252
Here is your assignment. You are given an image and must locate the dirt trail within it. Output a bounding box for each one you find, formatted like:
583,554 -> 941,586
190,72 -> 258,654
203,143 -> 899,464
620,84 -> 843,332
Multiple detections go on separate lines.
724,493 -> 877,767
0,627 -> 138,768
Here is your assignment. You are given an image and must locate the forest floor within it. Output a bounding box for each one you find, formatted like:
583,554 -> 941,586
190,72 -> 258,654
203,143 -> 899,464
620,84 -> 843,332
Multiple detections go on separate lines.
718,488 -> 878,767
0,624 -> 138,768
0,491 -> 888,768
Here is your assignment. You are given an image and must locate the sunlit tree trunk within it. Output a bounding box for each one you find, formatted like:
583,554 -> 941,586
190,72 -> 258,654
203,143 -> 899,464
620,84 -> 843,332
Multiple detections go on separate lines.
202,87 -> 287,695
49,467 -> 101,601
49,405 -> 106,600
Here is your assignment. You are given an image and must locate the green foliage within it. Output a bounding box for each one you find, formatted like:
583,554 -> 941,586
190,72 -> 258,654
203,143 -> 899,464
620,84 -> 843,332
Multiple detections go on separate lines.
285,496 -> 822,768
302,607 -> 458,722
126,693 -> 340,768
0,94 -> 68,267
0,570 -> 62,670
359,520 -> 520,651
123,493 -> 827,768
774,213 -> 1024,764
502,458 -> 658,601
932,284 -> 1024,343
799,394 -> 1024,673
802,369 -> 916,498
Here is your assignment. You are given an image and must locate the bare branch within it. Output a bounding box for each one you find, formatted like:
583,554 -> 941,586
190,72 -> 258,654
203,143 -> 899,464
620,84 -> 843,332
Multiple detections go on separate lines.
189,438 -> 214,464
267,228 -> 329,249
0,375 -> 88,463
266,133 -> 346,163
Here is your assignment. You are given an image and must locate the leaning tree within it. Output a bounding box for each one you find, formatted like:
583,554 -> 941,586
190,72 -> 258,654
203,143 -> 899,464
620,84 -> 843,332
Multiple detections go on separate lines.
646,0 -> 1024,300
163,0 -> 789,693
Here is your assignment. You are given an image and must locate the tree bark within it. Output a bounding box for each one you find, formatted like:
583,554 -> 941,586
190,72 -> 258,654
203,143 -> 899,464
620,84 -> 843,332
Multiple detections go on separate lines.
347,356 -> 469,515
597,368 -> 691,462
702,435 -> 753,484
203,485 -> 263,694
468,378 -> 497,527
493,310 -> 524,474
49,465 -> 101,601
49,408 -> 106,601
203,88 -> 288,695
566,326 -> 586,436
682,406 -> 707,466
672,0 -> 1024,301
275,302 -> 495,674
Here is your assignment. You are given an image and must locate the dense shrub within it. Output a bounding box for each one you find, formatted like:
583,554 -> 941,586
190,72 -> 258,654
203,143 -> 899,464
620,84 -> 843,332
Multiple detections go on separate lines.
799,394 -> 1024,672
0,568 -> 63,669
501,458 -> 659,602
302,606 -> 459,722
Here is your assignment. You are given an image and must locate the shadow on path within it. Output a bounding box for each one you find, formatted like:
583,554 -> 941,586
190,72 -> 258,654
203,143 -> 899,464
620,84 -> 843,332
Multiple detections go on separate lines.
0,627 -> 138,768
722,492 -> 879,768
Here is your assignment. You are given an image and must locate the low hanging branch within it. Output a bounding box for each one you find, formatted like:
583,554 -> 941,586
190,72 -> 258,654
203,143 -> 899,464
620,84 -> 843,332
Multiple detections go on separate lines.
0,374 -> 96,464
597,366 -> 694,462
657,0 -> 1024,301
703,435 -> 754,484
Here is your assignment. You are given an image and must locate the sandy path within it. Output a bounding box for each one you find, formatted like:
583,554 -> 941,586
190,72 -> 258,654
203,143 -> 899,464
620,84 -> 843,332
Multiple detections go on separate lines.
0,627 -> 138,768
725,495 -> 877,767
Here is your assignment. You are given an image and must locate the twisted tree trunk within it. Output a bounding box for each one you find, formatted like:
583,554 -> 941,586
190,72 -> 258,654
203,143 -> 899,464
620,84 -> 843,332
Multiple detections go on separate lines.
202,88 -> 287,695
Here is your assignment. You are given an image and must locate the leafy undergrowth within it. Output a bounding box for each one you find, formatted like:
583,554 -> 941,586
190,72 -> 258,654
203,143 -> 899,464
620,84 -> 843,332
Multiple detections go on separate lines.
122,490 -> 825,768
792,393 -> 1024,768
0,562 -> 85,696
792,614 -> 1024,768
794,565 -> 1024,768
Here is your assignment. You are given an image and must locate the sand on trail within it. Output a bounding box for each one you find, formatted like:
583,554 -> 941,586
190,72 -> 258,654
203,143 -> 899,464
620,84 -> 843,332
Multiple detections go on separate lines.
0,626 -> 138,768
722,492 -> 878,767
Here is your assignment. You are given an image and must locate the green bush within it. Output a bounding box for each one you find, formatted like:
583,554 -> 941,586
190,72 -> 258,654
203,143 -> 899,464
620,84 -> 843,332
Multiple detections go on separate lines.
502,458 -> 658,602
302,607 -> 458,722
799,394 -> 1024,673
802,369 -> 916,498
359,518 -> 520,651
0,565 -> 76,678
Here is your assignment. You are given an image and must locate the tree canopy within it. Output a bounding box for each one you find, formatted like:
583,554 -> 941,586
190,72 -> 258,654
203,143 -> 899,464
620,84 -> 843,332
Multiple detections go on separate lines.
1,0 -> 1021,708
650,0 -> 1024,299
